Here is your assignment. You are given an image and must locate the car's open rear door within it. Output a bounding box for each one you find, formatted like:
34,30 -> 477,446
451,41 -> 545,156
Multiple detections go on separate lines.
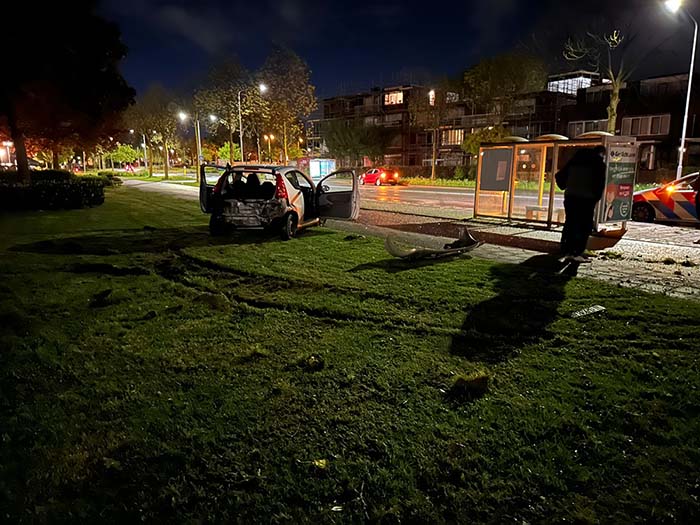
315,170 -> 359,220
199,164 -> 214,213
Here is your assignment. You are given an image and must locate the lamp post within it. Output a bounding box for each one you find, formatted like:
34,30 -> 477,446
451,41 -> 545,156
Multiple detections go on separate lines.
665,0 -> 698,179
264,134 -> 275,163
178,111 -> 204,179
130,129 -> 148,170
238,83 -> 268,163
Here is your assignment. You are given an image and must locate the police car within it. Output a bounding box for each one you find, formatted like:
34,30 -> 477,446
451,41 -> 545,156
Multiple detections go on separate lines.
631,173 -> 699,223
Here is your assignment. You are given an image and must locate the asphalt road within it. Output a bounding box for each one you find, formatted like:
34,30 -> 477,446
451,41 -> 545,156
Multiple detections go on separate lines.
125,178 -> 563,215
358,184 -> 564,212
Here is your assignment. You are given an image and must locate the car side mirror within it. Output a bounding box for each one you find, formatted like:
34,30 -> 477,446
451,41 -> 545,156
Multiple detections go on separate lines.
321,184 -> 330,192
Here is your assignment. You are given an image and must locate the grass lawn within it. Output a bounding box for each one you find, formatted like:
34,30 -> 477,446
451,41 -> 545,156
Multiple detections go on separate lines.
1,188 -> 699,523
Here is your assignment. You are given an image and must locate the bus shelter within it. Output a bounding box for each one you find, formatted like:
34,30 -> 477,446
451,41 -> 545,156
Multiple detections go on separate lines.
474,134 -> 638,234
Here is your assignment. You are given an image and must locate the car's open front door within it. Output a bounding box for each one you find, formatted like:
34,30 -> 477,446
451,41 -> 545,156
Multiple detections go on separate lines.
315,170 -> 359,220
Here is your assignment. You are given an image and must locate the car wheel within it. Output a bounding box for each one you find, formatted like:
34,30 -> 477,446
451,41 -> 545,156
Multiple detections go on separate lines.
281,213 -> 298,240
209,214 -> 227,236
632,202 -> 655,223
360,178 -> 365,185
375,178 -> 381,186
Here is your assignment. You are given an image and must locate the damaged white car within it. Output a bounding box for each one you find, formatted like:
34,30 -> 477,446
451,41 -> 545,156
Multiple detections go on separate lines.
199,165 -> 360,239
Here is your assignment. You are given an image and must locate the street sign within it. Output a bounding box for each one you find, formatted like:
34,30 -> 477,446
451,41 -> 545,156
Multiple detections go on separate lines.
598,137 -> 637,224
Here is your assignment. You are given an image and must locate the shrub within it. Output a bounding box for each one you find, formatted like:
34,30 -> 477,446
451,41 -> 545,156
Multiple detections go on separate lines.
453,166 -> 467,180
96,171 -> 123,187
0,170 -> 106,211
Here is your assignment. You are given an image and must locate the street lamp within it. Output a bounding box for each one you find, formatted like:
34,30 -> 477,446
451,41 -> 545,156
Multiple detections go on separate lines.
264,134 -> 275,163
238,83 -> 268,163
177,111 -> 203,173
665,0 -> 697,179
130,129 -> 148,169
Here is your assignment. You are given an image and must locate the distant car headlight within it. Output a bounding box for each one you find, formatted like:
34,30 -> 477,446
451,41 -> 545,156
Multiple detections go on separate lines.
381,173 -> 386,178
393,172 -> 399,178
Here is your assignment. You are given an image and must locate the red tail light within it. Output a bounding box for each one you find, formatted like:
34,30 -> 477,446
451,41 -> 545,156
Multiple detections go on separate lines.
275,174 -> 288,199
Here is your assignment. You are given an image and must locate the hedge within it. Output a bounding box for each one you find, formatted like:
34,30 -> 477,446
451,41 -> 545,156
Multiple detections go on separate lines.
0,170 -> 106,211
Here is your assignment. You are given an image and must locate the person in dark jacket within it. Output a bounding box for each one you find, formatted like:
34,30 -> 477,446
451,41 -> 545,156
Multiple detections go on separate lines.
555,146 -> 606,263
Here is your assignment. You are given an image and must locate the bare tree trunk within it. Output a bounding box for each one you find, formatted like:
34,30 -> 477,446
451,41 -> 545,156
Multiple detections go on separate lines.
147,147 -> 153,176
52,148 -> 60,170
607,80 -> 621,135
163,140 -> 170,180
229,127 -> 235,164
6,103 -> 30,182
431,128 -> 438,181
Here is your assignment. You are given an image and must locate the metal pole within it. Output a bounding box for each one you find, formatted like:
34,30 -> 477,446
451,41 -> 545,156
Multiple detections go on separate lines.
677,11 -> 698,180
238,90 -> 244,163
194,117 -> 202,173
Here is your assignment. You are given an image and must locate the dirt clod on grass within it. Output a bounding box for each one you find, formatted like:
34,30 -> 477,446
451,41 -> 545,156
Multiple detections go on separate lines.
301,354 -> 325,372
90,289 -> 113,308
192,292 -> 229,311
448,373 -> 489,401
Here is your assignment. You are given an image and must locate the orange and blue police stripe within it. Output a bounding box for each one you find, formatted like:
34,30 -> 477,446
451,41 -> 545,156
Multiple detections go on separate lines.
634,189 -> 698,220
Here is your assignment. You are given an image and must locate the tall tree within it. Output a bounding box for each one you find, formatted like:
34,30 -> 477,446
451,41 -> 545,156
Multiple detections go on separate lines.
409,83 -> 456,180
259,46 -> 317,162
195,60 -> 247,165
563,30 -> 630,134
0,1 -> 134,181
127,85 -> 179,179
325,120 -> 397,165
463,53 -> 547,124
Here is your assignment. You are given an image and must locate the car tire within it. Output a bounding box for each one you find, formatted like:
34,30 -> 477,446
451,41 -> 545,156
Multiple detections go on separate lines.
209,215 -> 227,236
360,178 -> 365,185
281,213 -> 298,240
375,179 -> 381,186
632,202 -> 655,223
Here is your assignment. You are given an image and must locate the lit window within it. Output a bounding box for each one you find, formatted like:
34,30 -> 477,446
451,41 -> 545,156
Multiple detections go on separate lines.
441,129 -> 464,145
384,91 -> 404,105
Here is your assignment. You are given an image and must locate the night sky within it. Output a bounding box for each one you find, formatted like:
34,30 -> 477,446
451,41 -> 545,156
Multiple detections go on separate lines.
101,0 -> 697,99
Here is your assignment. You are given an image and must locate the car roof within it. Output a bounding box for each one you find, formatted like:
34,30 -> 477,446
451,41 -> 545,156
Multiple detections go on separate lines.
208,164 -> 297,175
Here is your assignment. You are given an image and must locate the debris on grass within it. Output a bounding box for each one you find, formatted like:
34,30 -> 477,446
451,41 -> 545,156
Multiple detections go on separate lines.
143,225 -> 157,231
300,354 -> 325,372
599,251 -> 623,260
447,373 -> 489,401
312,459 -> 328,470
571,305 -> 606,318
681,259 -> 697,268
662,257 -> 676,265
344,234 -> 366,241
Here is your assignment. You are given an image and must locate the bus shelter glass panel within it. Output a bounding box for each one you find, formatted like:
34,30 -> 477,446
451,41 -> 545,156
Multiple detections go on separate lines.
510,145 -> 549,221
477,148 -> 513,218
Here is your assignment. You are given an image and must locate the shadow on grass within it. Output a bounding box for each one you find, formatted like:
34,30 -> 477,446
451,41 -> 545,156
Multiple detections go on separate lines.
450,254 -> 578,363
348,253 -> 473,274
10,226 -> 334,256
